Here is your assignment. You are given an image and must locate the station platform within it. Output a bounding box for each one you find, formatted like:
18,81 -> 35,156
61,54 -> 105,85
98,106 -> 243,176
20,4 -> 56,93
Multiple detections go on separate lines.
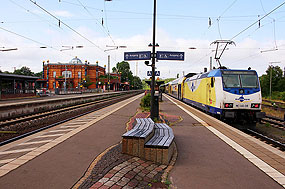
0,93 -> 284,188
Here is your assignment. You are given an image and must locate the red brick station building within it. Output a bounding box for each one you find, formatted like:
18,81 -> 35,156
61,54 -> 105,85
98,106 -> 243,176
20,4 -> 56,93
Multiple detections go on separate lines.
38,57 -> 127,92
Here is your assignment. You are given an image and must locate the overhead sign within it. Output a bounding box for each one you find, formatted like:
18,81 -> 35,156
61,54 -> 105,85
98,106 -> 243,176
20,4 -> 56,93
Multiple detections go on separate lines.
147,71 -> 160,76
157,51 -> 184,61
124,51 -> 151,61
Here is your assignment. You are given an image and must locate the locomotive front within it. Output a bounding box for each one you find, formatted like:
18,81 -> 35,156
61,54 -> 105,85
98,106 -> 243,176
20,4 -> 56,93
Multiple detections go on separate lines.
221,70 -> 265,123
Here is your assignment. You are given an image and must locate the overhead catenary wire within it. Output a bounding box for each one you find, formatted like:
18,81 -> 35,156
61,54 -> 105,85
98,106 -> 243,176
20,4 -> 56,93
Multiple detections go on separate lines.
0,25 -> 73,57
8,0 -> 82,45
230,1 -> 285,41
8,0 -> 58,29
29,0 -> 105,52
62,0 -> 283,20
196,1 -> 285,68
74,0 -> 115,45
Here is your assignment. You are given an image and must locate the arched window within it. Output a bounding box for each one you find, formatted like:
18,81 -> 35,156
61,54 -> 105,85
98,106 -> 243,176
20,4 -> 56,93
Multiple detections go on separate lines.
62,71 -> 72,78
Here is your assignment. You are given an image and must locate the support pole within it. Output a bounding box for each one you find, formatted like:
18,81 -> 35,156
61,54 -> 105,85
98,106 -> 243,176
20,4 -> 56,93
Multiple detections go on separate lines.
108,55 -> 110,92
150,0 -> 157,120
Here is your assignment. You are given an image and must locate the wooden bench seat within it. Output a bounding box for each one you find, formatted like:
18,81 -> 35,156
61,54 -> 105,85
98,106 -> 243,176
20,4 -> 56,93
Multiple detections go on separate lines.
122,118 -> 154,157
144,123 -> 174,164
122,118 -> 174,165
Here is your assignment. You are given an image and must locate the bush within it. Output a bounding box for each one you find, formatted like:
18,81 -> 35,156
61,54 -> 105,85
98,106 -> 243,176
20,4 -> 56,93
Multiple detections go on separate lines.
281,92 -> 285,102
271,91 -> 285,102
140,93 -> 151,111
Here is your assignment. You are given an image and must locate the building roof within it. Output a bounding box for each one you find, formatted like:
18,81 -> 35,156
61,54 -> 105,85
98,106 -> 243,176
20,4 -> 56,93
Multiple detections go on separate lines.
0,73 -> 39,80
69,57 -> 83,64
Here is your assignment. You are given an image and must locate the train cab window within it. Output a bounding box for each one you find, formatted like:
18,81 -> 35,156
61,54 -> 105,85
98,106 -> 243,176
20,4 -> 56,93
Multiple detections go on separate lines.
240,74 -> 258,88
223,74 -> 240,88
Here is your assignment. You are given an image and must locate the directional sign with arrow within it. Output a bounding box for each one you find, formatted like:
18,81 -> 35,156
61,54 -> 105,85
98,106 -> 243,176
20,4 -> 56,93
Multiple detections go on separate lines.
124,51 -> 151,61
156,51 -> 184,61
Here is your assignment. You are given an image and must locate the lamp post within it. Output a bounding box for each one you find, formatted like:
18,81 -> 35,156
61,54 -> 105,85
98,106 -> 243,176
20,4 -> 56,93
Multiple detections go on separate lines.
108,55 -> 110,92
150,0 -> 157,120
104,45 -> 127,92
64,63 -> 67,94
96,61 -> 99,91
269,61 -> 281,99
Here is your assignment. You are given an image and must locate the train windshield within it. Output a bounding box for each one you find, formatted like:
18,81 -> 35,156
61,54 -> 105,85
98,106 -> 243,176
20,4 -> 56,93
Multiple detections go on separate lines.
222,71 -> 258,88
223,75 -> 241,88
240,74 -> 258,88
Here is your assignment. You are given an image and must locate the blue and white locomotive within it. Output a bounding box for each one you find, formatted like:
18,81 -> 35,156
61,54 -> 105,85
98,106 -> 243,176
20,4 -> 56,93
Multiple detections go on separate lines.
165,69 -> 265,123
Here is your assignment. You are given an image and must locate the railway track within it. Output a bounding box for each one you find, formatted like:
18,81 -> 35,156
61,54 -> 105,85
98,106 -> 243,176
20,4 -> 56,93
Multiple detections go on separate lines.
261,115 -> 285,130
262,104 -> 285,112
0,91 -> 141,145
167,94 -> 285,152
246,129 -> 285,151
263,99 -> 285,108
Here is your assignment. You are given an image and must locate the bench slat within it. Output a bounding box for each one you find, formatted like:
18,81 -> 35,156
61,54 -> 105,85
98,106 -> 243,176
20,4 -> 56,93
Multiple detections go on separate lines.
123,118 -> 154,138
145,123 -> 174,148
122,119 -> 143,137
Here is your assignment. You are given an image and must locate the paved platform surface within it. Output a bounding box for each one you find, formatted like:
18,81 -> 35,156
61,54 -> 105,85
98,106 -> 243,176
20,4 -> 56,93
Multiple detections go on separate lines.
161,95 -> 283,188
0,93 -> 284,188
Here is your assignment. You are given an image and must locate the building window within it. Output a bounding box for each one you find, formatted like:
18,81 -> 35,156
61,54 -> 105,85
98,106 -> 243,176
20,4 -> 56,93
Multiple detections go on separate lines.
53,71 -> 56,78
78,72 -> 81,79
62,71 -> 72,78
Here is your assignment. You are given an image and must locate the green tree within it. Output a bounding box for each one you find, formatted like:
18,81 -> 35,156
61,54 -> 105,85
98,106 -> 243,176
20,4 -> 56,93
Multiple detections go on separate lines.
116,61 -> 133,83
132,76 -> 143,89
260,66 -> 285,97
82,75 -> 94,88
13,66 -> 34,76
142,80 -> 150,90
163,78 -> 176,83
34,71 -> 43,78
112,67 -> 117,73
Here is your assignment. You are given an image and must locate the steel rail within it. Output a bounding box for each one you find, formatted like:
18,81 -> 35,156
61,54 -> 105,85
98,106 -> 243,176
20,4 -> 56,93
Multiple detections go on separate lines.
246,129 -> 285,151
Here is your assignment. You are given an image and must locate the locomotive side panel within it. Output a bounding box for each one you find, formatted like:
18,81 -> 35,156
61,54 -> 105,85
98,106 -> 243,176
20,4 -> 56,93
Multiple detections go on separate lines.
183,77 -> 220,113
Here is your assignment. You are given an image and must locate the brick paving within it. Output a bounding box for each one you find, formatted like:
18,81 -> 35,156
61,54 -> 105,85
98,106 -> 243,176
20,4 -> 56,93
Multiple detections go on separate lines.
77,143 -> 168,189
74,107 -> 182,188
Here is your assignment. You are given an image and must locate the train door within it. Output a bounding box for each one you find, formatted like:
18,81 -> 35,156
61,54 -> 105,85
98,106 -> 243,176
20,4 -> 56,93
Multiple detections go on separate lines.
206,78 -> 213,104
206,77 -> 215,108
178,84 -> 181,100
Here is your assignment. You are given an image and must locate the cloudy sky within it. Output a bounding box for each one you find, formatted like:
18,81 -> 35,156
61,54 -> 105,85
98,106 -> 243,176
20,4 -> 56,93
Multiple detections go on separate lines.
1,0 -> 285,79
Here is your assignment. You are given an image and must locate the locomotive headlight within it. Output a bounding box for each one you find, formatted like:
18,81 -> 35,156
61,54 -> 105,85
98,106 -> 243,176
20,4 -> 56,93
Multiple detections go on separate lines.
224,103 -> 233,108
251,103 -> 260,108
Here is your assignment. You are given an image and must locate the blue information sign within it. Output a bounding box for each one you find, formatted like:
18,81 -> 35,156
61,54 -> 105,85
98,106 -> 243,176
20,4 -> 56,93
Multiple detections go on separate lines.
147,71 -> 160,76
157,51 -> 184,61
124,51 -> 151,61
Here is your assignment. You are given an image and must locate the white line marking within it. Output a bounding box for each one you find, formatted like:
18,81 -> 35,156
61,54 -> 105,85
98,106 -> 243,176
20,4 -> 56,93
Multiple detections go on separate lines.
0,148 -> 36,155
0,159 -> 15,164
35,133 -> 65,138
165,95 -> 208,126
48,129 -> 74,133
60,125 -> 80,128
165,94 -> 285,186
18,140 -> 53,146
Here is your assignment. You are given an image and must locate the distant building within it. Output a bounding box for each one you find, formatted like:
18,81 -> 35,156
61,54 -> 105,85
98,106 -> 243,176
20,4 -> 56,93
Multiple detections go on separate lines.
0,73 -> 38,99
38,57 -> 122,91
